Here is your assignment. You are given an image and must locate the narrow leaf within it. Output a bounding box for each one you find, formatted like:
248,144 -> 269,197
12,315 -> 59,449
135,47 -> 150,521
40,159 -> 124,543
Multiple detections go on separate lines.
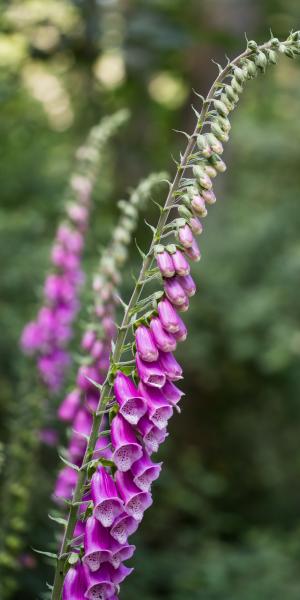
48,514 -> 67,527
33,548 -> 57,560
59,455 -> 80,472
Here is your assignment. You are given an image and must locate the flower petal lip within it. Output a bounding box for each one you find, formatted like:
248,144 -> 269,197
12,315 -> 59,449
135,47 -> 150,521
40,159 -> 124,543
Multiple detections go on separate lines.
110,512 -> 139,545
135,325 -> 159,362
115,470 -> 153,521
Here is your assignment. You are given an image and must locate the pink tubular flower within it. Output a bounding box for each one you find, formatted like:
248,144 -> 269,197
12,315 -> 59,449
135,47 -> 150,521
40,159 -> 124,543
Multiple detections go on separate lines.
131,450 -> 162,492
114,372 -> 147,425
185,237 -> 201,262
149,317 -> 177,353
62,564 -> 87,600
110,513 -> 139,545
111,414 -> 143,472
115,470 -> 153,521
155,247 -> 175,278
157,298 -> 181,333
191,194 -> 207,216
159,351 -> 183,381
91,467 -> 124,527
135,325 -> 159,362
171,248 -> 190,276
178,274 -> 197,297
178,223 -> 193,248
139,382 -> 173,430
164,277 -> 187,306
189,216 -> 203,234
136,355 -> 166,388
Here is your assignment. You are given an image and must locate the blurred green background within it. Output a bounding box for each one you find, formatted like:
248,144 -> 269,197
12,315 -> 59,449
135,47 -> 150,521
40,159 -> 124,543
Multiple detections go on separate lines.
2,0 -> 300,598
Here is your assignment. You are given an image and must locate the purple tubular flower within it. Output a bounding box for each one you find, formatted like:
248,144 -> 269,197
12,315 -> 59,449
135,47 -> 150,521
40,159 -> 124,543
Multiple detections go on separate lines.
110,513 -> 139,545
111,414 -> 143,472
171,249 -> 190,276
185,237 -> 201,262
159,352 -> 183,381
136,354 -> 166,388
115,470 -> 152,521
109,539 -> 135,569
178,274 -> 196,297
172,313 -> 187,342
114,371 -> 147,425
58,388 -> 81,422
138,382 -> 173,430
178,223 -> 194,248
91,467 -> 123,527
110,563 -> 134,585
177,296 -> 190,312
135,325 -> 159,362
83,517 -> 112,572
137,415 -> 168,454
149,317 -> 177,353
155,248 -> 175,278
62,563 -> 87,600
131,450 -> 162,492
191,195 -> 207,217
189,216 -> 203,234
84,563 -> 116,600
162,380 -> 185,407
54,466 -> 78,502
163,277 -> 187,307
157,298 -> 180,334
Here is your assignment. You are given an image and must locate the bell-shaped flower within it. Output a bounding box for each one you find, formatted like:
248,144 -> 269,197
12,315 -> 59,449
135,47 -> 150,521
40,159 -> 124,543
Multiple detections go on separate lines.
110,513 -> 139,545
83,517 -> 112,572
131,450 -> 162,492
159,352 -> 183,381
155,246 -> 175,278
157,298 -> 181,334
136,355 -> 166,388
178,223 -> 193,248
171,249 -> 190,276
178,274 -> 196,297
137,415 -> 168,454
58,388 -> 81,422
135,325 -> 158,362
164,277 -> 187,307
91,467 -> 123,527
84,562 -> 116,600
185,237 -> 201,262
172,314 -> 187,342
149,317 -> 177,353
62,563 -> 87,600
138,382 -> 173,430
111,414 -> 143,472
114,372 -> 147,425
162,380 -> 185,407
115,470 -> 152,521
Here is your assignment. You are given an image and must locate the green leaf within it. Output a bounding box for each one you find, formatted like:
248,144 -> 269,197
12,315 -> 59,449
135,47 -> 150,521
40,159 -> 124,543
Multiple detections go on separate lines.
48,514 -> 67,527
32,548 -> 57,560
58,455 -> 80,472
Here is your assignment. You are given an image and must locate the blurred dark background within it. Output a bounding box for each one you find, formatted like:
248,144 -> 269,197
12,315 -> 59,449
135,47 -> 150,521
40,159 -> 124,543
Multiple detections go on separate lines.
2,0 -> 300,598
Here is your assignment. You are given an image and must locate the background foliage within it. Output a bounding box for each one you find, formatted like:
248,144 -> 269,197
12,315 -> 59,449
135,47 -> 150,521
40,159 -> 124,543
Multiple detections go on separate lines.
1,0 -> 300,598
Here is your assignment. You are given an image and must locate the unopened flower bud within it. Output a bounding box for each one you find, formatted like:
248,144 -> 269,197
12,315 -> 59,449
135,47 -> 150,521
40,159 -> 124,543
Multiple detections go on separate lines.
206,133 -> 224,155
233,66 -> 246,83
196,135 -> 212,157
218,116 -> 231,133
192,165 -> 213,190
211,154 -> 227,173
202,189 -> 216,204
220,93 -> 234,111
242,58 -> 258,78
270,37 -> 280,48
177,222 -> 193,249
266,49 -> 277,64
231,77 -> 243,94
211,122 -> 229,142
213,99 -> 229,117
191,195 -> 207,217
155,245 -> 175,278
255,51 -> 268,71
224,85 -> 239,103
247,40 -> 258,50
204,165 -> 217,179
189,216 -> 203,234
282,46 -> 295,59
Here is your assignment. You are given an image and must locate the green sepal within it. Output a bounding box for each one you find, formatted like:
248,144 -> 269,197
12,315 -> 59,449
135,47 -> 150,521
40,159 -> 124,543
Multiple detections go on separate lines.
68,553 -> 79,566
32,548 -> 57,560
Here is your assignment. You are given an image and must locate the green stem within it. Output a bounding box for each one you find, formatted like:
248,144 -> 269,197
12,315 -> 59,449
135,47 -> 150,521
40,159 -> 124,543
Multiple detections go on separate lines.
51,37 -> 290,599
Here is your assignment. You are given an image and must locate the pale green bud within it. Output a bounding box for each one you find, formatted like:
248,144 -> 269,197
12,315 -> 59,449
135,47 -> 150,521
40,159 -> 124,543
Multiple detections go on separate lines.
218,116 -> 231,132
193,165 -> 213,190
231,77 -> 243,94
225,85 -> 239,103
196,134 -> 212,157
211,121 -> 229,142
233,66 -> 246,83
247,40 -> 258,51
220,93 -> 234,111
266,49 -> 277,64
204,164 -> 217,178
211,154 -> 227,173
242,58 -> 258,78
213,99 -> 229,117
206,132 -> 224,154
255,51 -> 268,71
270,37 -> 280,48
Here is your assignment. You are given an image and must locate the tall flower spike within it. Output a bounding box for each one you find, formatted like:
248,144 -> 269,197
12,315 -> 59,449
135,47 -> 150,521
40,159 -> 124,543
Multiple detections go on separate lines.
51,34 -> 300,600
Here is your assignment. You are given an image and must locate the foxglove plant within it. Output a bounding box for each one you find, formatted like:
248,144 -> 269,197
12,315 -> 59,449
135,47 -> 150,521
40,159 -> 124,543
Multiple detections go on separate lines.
0,111 -> 129,600
50,33 -> 300,599
20,110 -> 129,394
54,173 -> 166,505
